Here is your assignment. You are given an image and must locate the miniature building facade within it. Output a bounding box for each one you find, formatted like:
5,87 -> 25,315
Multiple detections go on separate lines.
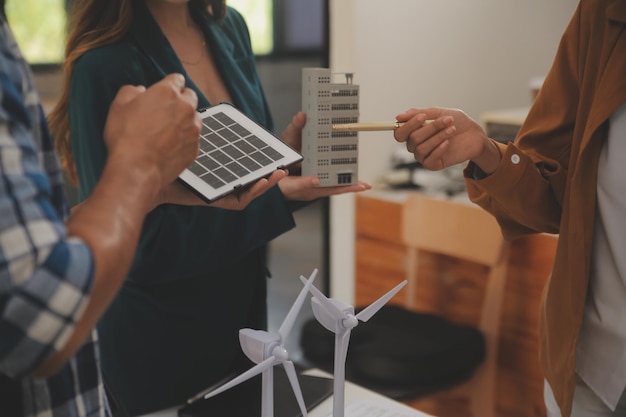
301,68 -> 359,187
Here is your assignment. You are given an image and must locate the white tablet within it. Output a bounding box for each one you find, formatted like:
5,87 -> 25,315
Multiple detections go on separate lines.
179,103 -> 302,203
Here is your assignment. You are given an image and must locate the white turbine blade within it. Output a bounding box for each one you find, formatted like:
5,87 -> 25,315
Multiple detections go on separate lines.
298,274 -> 343,319
282,360 -> 308,417
203,356 -> 276,400
356,280 -> 407,322
279,269 -> 318,341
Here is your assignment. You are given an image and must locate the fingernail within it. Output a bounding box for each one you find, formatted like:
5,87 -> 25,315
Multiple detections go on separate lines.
173,73 -> 185,86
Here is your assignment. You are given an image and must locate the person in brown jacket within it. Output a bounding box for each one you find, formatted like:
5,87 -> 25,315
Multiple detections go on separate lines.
393,1 -> 626,416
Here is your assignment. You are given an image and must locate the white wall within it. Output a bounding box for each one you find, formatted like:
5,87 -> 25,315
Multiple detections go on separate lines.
329,0 -> 579,302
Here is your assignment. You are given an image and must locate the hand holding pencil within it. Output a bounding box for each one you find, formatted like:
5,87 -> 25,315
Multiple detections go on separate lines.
392,107 -> 501,174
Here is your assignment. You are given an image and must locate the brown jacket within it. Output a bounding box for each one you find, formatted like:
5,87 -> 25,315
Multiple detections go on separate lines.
464,1 -> 626,416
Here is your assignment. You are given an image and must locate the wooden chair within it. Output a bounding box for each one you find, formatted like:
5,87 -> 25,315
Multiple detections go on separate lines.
401,193 -> 510,417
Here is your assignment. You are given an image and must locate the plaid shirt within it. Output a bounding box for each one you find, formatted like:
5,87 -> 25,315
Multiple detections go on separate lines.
0,17 -> 108,417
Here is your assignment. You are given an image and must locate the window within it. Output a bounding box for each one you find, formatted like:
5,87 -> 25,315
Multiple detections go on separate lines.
5,0 -> 67,66
229,0 -> 327,58
281,0 -> 325,51
228,0 -> 273,55
4,0 -> 327,64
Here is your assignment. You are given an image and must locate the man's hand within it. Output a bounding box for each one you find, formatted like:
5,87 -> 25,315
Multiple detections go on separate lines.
104,73 -> 201,188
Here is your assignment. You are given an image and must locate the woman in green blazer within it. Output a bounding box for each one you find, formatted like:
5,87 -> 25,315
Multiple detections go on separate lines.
49,0 -> 369,415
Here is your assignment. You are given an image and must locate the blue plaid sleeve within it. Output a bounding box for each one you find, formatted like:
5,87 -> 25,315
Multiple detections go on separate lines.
0,29 -> 95,378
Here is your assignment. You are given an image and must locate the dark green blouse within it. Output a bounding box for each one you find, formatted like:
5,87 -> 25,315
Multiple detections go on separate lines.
68,2 -> 296,415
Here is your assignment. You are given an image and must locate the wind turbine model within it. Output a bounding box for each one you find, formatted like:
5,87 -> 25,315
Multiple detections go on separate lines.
190,269 -> 318,417
300,276 -> 407,417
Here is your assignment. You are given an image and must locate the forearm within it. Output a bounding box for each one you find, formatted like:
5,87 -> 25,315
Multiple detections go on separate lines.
34,154 -> 160,376
470,137 -> 502,176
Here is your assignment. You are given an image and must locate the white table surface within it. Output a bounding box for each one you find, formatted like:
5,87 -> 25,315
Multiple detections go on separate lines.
136,369 -> 433,417
304,369 -> 433,417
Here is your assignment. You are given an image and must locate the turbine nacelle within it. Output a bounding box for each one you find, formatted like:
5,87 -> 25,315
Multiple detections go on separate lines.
311,297 -> 356,333
239,329 -> 283,364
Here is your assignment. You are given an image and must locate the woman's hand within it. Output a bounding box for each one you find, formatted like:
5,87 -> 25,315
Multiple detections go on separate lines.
275,111 -> 371,200
278,175 -> 371,201
280,112 -> 306,172
280,111 -> 306,153
394,107 -> 501,174
154,169 -> 288,210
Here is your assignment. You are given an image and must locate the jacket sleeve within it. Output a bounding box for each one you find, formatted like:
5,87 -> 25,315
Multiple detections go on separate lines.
463,3 -> 581,240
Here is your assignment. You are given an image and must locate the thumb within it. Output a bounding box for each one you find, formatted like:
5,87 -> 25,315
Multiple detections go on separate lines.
113,85 -> 147,106
159,73 -> 186,90
292,111 -> 306,129
281,112 -> 305,140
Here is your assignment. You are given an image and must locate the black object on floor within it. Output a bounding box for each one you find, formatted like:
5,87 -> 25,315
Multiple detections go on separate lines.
177,366 -> 333,417
300,304 -> 485,400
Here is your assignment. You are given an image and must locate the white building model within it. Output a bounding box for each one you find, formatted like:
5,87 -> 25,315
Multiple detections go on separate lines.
301,68 -> 360,187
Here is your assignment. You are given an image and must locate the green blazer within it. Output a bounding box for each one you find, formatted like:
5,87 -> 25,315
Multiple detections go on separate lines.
68,2 -> 296,415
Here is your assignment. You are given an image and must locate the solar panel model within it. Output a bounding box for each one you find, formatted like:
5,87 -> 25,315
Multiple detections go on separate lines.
179,103 -> 302,203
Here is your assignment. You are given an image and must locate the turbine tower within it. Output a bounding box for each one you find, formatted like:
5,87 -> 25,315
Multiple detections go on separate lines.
300,276 -> 407,417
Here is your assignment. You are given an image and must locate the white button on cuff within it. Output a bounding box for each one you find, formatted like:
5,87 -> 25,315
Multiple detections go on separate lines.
511,154 -> 521,164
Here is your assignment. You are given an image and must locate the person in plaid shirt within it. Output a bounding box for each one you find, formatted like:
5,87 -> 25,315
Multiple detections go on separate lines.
0,1 -> 285,415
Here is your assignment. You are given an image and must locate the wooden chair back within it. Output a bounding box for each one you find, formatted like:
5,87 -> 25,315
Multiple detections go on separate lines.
401,193 -> 510,417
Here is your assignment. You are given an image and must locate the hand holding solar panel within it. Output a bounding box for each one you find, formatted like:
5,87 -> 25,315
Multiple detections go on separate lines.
179,103 -> 302,203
